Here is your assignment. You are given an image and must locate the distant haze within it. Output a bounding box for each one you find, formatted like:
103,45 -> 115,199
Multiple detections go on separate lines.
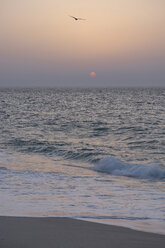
0,0 -> 165,87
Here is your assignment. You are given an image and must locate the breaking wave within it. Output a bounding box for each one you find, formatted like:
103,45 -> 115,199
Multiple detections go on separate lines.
94,156 -> 165,180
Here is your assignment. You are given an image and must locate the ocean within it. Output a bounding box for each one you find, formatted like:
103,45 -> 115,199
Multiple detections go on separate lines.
0,88 -> 165,234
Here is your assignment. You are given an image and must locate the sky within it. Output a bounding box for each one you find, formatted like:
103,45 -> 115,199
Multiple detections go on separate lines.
0,0 -> 165,87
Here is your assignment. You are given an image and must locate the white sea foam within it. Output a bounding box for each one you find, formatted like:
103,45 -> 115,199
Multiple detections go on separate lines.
95,156 -> 165,180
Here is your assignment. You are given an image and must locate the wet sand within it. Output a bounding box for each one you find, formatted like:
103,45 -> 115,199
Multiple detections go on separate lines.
0,216 -> 164,248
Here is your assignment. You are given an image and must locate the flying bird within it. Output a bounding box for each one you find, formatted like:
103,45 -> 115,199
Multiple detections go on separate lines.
69,15 -> 86,21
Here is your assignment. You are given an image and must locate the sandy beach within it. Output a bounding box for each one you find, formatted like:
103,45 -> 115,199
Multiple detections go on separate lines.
0,217 -> 164,248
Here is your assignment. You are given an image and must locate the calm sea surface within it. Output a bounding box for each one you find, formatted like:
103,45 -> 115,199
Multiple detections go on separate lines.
0,88 -> 165,234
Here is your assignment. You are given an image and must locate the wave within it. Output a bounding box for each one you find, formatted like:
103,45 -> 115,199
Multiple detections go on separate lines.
0,166 -> 8,170
94,156 -> 165,180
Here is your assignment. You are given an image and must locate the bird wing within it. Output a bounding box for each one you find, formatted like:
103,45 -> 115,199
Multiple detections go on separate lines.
69,15 -> 76,19
69,15 -> 86,20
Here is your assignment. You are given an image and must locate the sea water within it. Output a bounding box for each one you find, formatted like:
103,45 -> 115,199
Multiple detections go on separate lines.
0,88 -> 165,234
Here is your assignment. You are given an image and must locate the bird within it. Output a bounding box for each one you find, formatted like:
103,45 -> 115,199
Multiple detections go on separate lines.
69,15 -> 86,21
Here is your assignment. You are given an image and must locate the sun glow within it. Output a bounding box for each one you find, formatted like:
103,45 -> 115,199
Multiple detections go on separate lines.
90,72 -> 96,77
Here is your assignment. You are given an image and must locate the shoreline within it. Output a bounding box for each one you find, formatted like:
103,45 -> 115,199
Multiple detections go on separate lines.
1,214 -> 165,235
0,216 -> 164,248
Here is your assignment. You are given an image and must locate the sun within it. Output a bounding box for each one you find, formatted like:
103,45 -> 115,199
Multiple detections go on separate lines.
90,72 -> 96,77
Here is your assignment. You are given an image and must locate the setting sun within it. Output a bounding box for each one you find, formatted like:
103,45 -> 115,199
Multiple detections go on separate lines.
90,72 -> 96,77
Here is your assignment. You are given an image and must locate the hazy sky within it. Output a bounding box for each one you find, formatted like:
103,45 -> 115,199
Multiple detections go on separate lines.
1,0 -> 165,87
